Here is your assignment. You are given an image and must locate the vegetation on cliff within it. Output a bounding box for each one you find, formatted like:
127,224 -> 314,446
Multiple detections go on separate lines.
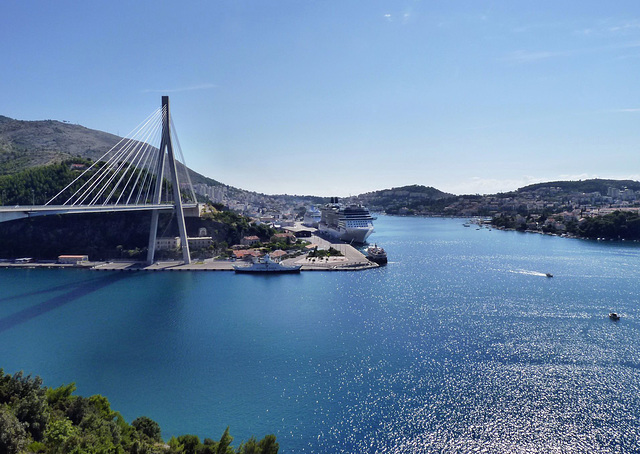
357,184 -> 455,215
0,205 -> 275,261
0,159 -> 93,206
0,368 -> 278,454
492,211 -> 640,241
0,115 -> 224,189
0,159 -> 279,260
575,211 -> 640,240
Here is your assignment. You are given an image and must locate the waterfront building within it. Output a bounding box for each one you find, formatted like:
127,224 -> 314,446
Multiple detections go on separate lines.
57,255 -> 89,264
156,237 -> 181,250
187,237 -> 213,249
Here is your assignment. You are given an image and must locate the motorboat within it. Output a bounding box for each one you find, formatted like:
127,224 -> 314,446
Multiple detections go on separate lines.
546,273 -> 553,278
609,312 -> 620,321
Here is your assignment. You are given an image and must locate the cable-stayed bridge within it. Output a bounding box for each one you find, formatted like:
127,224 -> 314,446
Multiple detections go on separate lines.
0,97 -> 198,264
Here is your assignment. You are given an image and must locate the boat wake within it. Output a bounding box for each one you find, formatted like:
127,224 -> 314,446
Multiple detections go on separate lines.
510,269 -> 550,277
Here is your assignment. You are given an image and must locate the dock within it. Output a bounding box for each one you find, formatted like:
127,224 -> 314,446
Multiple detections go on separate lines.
2,231 -> 378,272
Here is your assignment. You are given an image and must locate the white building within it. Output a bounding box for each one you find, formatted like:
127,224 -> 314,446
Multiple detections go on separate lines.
156,237 -> 181,250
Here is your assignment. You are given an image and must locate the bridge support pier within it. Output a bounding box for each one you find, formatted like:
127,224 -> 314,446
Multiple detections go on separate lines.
146,96 -> 191,265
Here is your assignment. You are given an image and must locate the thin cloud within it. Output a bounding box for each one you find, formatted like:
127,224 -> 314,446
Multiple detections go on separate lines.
447,173 -> 640,195
448,176 -> 544,195
504,41 -> 640,64
609,19 -> 640,33
383,10 -> 413,24
505,50 -> 569,63
612,108 -> 640,113
142,83 -> 217,94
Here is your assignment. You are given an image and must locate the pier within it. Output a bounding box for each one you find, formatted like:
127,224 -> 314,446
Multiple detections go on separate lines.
0,232 -> 378,272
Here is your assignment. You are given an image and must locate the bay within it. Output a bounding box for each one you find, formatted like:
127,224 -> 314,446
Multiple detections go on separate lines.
2,215 -> 640,452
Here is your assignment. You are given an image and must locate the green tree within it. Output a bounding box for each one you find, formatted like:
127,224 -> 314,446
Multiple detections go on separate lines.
46,382 -> 77,411
0,405 -> 28,454
217,426 -> 234,454
177,434 -> 201,454
257,434 -> 279,454
168,436 -> 185,453
132,416 -> 162,442
0,370 -> 49,440
44,417 -> 77,452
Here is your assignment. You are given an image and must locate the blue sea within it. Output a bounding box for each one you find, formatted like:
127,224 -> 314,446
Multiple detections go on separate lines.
2,216 -> 640,452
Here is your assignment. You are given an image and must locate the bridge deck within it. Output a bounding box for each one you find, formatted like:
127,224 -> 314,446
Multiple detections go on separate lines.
0,203 -> 199,223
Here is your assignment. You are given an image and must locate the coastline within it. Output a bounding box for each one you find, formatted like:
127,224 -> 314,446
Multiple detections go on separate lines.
0,233 -> 379,272
0,258 -> 378,272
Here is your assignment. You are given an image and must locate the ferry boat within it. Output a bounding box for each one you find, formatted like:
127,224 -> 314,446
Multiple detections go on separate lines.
303,206 -> 322,228
233,254 -> 301,274
366,244 -> 387,265
318,198 -> 375,243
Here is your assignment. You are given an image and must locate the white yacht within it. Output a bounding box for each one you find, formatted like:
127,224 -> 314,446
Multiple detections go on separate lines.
318,199 -> 375,243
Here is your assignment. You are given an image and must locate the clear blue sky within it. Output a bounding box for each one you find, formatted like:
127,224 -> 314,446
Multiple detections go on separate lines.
3,1 -> 640,196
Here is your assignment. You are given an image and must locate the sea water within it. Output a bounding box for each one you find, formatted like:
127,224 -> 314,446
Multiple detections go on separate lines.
2,216 -> 640,452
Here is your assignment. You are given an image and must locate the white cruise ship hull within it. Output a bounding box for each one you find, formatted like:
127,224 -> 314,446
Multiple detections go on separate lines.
319,203 -> 376,244
318,224 -> 374,244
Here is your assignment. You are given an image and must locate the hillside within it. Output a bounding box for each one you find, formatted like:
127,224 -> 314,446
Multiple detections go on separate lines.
6,114 -> 640,218
357,184 -> 455,214
0,115 -> 222,187
516,179 -> 640,195
0,116 -> 121,174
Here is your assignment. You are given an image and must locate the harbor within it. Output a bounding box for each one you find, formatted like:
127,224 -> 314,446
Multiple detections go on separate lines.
4,215 -> 640,453
0,230 -> 379,272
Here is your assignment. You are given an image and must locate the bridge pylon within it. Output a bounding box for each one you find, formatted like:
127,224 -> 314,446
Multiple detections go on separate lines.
146,96 -> 191,264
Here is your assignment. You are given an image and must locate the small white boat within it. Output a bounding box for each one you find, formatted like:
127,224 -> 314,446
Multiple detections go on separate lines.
233,254 -> 301,274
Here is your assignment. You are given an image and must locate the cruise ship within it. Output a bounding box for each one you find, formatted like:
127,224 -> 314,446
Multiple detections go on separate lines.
318,198 -> 375,243
303,206 -> 322,228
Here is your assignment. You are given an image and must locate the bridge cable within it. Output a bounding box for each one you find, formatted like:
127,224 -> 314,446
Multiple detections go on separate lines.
46,107 -> 161,206
170,117 -> 197,203
108,113 -> 163,205
86,113 -> 161,205
124,118 -> 164,205
73,109 -> 161,205
138,120 -> 163,205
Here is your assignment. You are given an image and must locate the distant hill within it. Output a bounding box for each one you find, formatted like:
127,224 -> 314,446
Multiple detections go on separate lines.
0,115 -> 222,187
516,179 -> 640,194
357,184 -> 455,214
0,115 -> 121,174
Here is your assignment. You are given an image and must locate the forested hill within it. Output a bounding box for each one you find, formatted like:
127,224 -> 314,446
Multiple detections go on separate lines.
0,115 -> 222,187
517,179 -> 640,194
357,184 -> 455,214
